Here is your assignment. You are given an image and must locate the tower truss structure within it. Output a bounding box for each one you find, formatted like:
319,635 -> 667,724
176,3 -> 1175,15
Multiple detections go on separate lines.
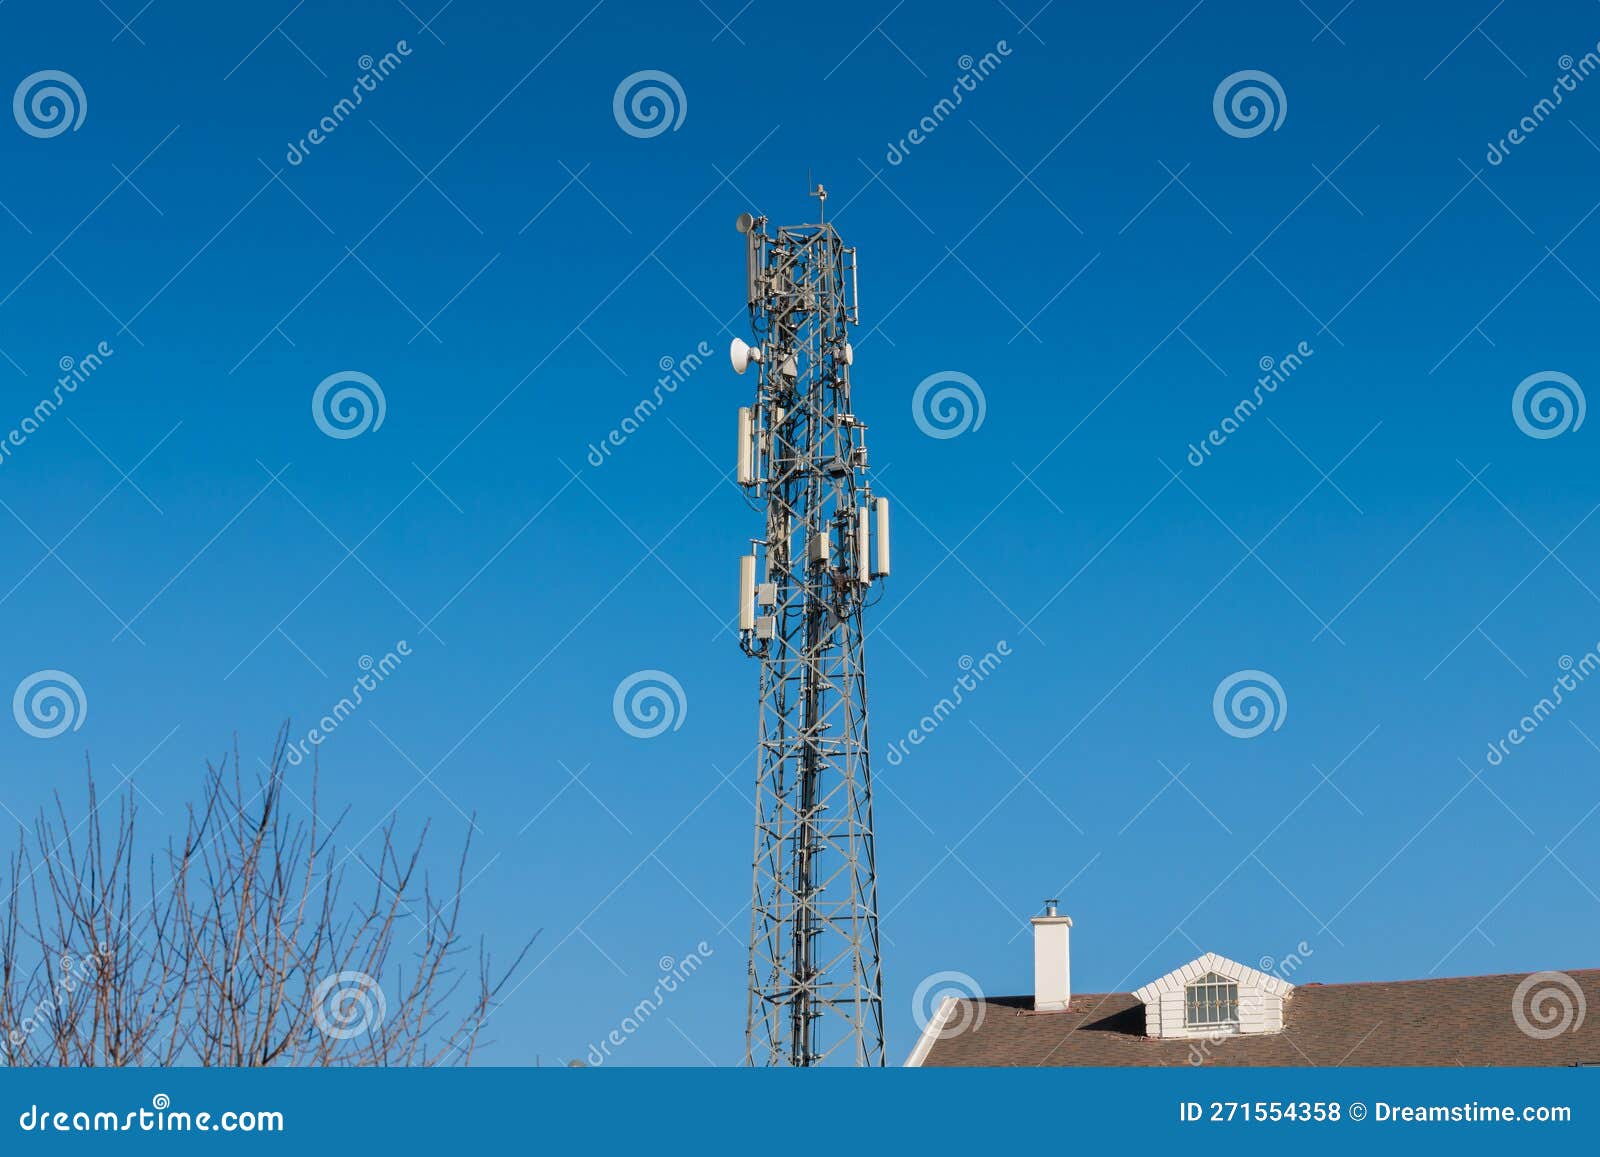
730,191 -> 890,1067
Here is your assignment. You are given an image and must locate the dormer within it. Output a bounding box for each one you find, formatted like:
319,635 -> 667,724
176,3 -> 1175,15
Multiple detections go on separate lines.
1132,952 -> 1294,1038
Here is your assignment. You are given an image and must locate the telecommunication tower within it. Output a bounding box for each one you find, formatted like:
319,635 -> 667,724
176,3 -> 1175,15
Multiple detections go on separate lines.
730,188 -> 890,1067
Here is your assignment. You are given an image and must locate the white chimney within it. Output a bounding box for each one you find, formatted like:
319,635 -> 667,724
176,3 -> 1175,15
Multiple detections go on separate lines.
1031,899 -> 1072,1011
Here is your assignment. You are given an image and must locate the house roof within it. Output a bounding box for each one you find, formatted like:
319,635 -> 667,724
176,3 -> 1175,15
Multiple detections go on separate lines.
913,969 -> 1600,1066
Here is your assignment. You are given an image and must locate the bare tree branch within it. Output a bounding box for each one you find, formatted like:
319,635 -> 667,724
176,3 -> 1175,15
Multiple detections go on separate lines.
0,723 -> 529,1067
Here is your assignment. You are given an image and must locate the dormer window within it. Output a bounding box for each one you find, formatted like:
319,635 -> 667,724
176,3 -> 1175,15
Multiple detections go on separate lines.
1184,972 -> 1239,1028
1134,953 -> 1293,1039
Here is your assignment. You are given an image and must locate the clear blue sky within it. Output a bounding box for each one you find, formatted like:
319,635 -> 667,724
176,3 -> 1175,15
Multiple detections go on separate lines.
2,0 -> 1599,1065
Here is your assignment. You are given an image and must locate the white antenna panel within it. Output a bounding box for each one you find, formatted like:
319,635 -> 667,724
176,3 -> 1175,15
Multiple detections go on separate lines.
737,407 -> 754,485
856,507 -> 869,584
874,498 -> 890,577
739,554 -> 756,631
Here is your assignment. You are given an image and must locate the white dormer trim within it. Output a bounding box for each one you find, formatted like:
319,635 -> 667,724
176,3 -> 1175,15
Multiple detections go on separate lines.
1133,952 -> 1295,1039
1133,951 -> 1295,1003
903,996 -> 959,1067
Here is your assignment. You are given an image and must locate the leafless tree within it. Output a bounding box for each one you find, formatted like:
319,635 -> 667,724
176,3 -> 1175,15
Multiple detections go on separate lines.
0,724 -> 529,1066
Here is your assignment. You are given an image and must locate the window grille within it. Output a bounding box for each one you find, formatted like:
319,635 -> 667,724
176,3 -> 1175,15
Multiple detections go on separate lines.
1185,972 -> 1239,1027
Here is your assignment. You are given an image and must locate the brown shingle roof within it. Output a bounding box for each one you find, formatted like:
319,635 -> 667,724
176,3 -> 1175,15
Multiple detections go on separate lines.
917,970 -> 1600,1066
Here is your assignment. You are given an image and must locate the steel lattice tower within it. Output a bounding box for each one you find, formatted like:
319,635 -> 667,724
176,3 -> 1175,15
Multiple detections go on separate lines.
729,190 -> 889,1066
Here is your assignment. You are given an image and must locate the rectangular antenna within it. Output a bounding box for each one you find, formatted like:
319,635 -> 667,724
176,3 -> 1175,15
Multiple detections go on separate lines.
745,231 -> 760,306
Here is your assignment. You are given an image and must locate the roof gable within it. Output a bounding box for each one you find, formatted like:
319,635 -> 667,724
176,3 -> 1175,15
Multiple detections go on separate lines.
1132,951 -> 1295,1004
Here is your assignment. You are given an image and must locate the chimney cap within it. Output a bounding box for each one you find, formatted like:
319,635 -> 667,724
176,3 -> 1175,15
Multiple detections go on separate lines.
1030,906 -> 1071,928
1044,897 -> 1058,916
